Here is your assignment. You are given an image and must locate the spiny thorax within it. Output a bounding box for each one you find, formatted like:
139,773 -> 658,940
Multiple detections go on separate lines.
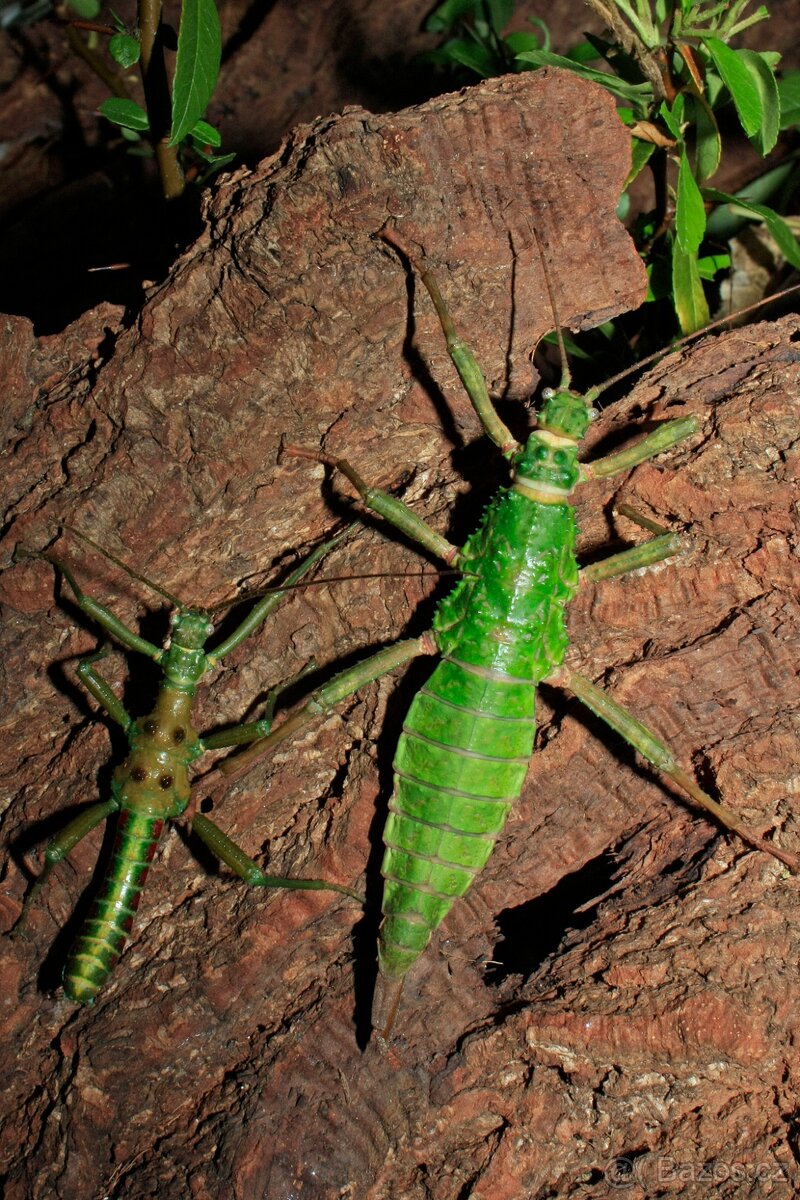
161,608 -> 214,692
432,487 -> 579,680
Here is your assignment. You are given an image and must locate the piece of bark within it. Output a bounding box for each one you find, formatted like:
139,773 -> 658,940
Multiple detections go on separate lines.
2,69 -> 799,1199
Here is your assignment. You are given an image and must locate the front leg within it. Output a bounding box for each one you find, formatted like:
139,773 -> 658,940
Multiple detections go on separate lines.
76,647 -> 133,730
284,447 -> 458,567
45,551 -> 162,661
380,226 -> 520,459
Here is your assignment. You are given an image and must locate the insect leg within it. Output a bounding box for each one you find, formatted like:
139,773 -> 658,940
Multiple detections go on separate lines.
380,227 -> 519,458
284,447 -> 458,565
76,647 -> 133,730
554,668 -> 800,872
580,507 -> 683,586
209,526 -> 356,663
201,660 -> 318,750
216,635 -> 436,784
15,797 -> 119,933
47,553 -> 162,661
190,813 -> 363,902
586,416 -> 699,479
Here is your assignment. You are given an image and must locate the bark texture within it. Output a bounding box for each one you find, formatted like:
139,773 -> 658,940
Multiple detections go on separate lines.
1,70 -> 799,1199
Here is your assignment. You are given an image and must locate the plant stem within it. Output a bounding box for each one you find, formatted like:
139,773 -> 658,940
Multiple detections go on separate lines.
138,0 -> 184,200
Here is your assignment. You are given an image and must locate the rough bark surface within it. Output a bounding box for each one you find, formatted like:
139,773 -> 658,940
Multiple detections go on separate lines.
1,70 -> 799,1199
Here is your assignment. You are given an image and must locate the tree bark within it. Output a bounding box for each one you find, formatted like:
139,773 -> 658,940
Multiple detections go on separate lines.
1,69 -> 798,1199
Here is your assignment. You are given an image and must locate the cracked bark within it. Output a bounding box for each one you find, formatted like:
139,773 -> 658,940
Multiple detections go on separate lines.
1,70 -> 799,1200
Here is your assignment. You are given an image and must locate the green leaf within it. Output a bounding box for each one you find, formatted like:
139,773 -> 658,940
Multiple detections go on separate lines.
625,136 -> 655,188
486,0 -> 513,33
676,148 -> 706,253
703,37 -> 761,138
735,49 -> 780,154
583,30 -> 644,87
424,0 -> 477,33
696,253 -> 730,281
504,31 -> 542,55
659,98 -> 683,142
189,118 -> 221,147
66,0 -> 101,17
515,50 -> 652,103
434,39 -> 494,77
568,39 -> 600,64
196,151 -> 237,183
541,330 -> 592,362
685,93 -> 720,182
169,0 -> 222,147
99,97 -> 149,131
703,188 -> 800,270
108,32 -> 140,69
777,70 -> 800,130
704,161 -> 798,238
672,243 -> 710,334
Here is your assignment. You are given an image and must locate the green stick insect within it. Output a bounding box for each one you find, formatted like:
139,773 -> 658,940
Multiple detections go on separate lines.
211,230 -> 800,1039
17,527 -> 362,1005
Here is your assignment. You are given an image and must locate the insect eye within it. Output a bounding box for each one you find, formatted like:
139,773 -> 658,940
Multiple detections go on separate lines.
542,387 -> 555,400
159,775 -> 173,790
172,727 -> 186,743
143,720 -> 157,735
131,766 -> 147,782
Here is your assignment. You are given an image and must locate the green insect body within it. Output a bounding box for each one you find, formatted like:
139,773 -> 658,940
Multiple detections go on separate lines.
219,235 -> 799,1037
382,454 -> 581,979
63,614 -> 209,1003
20,531 -> 362,1004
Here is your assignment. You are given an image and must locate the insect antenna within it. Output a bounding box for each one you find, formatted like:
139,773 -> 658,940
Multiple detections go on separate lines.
588,281 -> 800,407
61,524 -> 186,609
531,226 -> 572,391
205,567 -> 465,615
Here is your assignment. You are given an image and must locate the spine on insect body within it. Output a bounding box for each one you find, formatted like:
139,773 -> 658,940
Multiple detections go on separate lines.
63,810 -> 165,1003
378,488 -> 579,984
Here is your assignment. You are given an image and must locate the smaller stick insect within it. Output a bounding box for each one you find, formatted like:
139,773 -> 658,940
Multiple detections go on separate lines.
210,230 -> 800,1039
16,526 -> 363,1004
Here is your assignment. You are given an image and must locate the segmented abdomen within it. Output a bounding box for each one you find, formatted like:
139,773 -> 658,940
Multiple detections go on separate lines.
379,656 -> 535,979
63,810 -> 163,1004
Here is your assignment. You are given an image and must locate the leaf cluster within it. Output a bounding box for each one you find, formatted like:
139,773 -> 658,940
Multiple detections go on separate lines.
14,0 -> 231,200
422,0 -> 800,336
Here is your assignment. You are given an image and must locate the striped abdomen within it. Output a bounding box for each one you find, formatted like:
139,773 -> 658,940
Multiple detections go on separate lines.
379,656 -> 536,979
63,810 -> 163,1004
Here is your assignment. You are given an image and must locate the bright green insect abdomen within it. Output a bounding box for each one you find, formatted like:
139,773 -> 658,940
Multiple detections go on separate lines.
379,489 -> 579,979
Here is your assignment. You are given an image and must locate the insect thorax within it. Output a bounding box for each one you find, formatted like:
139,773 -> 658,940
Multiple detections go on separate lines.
162,609 -> 215,690
432,489 -> 578,680
507,389 -> 589,501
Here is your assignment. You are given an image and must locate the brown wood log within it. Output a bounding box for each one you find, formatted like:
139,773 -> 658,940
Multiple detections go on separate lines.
1,69 -> 798,1199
